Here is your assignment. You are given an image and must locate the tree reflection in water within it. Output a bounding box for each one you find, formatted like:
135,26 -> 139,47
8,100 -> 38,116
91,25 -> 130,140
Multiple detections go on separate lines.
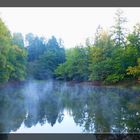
0,81 -> 139,133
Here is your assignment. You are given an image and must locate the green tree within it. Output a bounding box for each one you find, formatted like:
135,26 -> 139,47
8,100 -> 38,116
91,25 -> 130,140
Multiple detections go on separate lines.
0,18 -> 27,83
12,32 -> 24,48
55,46 -> 89,81
127,58 -> 140,80
111,9 -> 127,47
127,23 -> 140,52
26,34 -> 46,62
27,35 -> 65,80
8,45 -> 27,81
0,18 -> 12,83
89,30 -> 115,82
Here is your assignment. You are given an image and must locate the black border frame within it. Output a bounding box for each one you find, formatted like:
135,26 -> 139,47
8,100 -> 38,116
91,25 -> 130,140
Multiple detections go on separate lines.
0,0 -> 140,7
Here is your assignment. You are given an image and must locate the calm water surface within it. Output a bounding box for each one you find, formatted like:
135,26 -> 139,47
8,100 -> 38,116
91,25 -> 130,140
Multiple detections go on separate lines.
0,80 -> 140,133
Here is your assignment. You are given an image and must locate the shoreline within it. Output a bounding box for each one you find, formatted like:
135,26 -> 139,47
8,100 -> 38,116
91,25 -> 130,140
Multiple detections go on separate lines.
0,79 -> 140,88
66,79 -> 140,87
0,80 -> 26,88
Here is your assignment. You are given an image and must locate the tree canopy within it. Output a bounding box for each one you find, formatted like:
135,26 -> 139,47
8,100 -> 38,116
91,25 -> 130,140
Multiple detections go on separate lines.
1,9 -> 140,84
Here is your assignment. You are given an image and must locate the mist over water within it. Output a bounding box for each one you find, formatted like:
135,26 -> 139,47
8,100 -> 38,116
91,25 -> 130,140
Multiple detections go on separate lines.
0,80 -> 140,133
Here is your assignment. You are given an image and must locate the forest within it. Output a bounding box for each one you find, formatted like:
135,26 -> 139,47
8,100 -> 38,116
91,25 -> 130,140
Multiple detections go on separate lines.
0,9 -> 140,85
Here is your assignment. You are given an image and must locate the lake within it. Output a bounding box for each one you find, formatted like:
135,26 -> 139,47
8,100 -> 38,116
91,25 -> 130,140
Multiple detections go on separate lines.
0,80 -> 140,133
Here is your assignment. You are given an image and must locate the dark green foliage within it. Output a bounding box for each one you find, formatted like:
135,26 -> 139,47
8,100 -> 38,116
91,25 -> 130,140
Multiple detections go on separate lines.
55,46 -> 89,81
127,23 -> 140,52
27,35 -> 65,80
33,49 -> 65,79
1,9 -> 140,84
8,45 -> 27,81
0,18 -> 12,83
89,31 -> 115,81
26,34 -> 47,62
12,32 -> 24,48
0,18 -> 27,83
55,16 -> 140,84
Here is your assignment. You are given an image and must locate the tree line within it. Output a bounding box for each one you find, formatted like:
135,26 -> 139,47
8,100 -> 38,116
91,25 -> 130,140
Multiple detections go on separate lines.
0,9 -> 140,84
55,9 -> 140,84
0,18 -> 65,83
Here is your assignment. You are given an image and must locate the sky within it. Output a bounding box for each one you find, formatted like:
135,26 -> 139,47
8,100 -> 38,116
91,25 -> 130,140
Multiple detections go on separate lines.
0,8 -> 140,48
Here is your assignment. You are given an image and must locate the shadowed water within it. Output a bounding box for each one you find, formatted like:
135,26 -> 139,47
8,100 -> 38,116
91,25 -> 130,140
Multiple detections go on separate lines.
0,80 -> 140,133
